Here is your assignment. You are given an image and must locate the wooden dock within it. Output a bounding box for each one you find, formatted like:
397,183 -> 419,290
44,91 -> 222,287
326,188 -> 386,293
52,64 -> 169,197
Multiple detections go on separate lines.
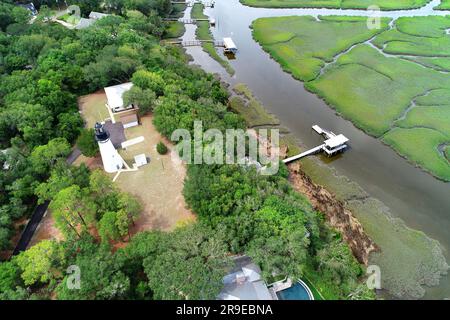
283,125 -> 349,164
170,1 -> 215,7
163,18 -> 210,24
283,144 -> 325,164
165,39 -> 225,47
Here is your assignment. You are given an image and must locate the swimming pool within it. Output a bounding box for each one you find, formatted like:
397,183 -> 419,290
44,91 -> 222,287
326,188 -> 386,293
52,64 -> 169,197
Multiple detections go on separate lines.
276,281 -> 313,300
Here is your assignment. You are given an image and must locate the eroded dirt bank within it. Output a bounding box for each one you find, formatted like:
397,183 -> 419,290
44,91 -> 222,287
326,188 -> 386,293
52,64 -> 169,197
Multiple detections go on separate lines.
288,162 -> 378,265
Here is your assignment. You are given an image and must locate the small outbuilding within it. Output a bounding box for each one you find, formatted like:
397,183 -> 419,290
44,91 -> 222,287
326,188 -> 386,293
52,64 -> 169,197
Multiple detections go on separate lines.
75,18 -> 95,29
323,134 -> 349,156
223,37 -> 237,54
89,11 -> 109,20
104,82 -> 135,113
134,154 -> 148,167
120,113 -> 139,129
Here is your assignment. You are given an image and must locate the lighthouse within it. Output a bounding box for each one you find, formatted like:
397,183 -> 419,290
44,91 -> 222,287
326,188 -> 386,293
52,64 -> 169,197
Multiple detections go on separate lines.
94,122 -> 124,173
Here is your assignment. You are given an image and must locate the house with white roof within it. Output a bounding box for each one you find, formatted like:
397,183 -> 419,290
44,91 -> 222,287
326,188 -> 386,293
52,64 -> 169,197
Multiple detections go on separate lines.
104,82 -> 140,129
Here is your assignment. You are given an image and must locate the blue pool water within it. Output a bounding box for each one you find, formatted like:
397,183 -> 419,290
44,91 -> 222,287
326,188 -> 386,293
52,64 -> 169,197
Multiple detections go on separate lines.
276,282 -> 312,300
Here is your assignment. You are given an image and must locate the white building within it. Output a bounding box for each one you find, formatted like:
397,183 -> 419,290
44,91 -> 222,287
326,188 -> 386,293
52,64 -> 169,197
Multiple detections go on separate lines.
223,37 -> 237,54
104,82 -> 134,113
323,134 -> 349,156
75,11 -> 110,30
89,12 -> 109,20
94,122 -> 124,173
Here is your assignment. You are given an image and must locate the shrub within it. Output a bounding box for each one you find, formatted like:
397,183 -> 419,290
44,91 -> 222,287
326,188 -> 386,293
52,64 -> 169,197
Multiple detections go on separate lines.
77,128 -> 99,157
156,141 -> 168,155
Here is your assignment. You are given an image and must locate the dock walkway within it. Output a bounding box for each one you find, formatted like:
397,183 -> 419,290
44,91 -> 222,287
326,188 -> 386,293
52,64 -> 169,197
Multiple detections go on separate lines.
283,144 -> 325,164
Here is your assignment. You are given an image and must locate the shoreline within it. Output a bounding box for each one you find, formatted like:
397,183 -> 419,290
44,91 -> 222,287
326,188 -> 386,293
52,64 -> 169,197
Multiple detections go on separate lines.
288,162 -> 378,265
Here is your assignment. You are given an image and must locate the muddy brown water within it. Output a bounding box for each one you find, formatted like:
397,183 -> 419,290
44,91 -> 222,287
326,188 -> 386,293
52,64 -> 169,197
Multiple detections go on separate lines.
181,0 -> 450,299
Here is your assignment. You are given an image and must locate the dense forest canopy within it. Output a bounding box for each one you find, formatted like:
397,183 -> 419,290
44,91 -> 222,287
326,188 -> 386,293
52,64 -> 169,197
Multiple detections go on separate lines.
0,0 -> 373,300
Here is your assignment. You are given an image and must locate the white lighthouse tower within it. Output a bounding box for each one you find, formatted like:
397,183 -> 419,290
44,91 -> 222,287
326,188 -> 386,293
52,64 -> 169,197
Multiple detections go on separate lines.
94,122 -> 124,173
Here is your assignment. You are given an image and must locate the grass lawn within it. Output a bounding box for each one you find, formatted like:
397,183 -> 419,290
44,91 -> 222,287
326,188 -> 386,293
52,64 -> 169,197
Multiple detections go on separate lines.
191,3 -> 234,75
115,115 -> 195,232
163,21 -> 185,39
253,15 -> 450,181
79,93 -> 194,232
241,0 -> 431,10
78,90 -> 111,128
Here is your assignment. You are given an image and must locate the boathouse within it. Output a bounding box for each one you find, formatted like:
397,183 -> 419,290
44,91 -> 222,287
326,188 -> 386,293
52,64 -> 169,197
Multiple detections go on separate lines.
223,37 -> 237,54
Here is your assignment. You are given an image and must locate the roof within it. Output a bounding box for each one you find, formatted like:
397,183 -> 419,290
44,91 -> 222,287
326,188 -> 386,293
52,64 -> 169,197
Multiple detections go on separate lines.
120,113 -> 138,124
223,37 -> 237,50
312,125 -> 324,135
218,256 -> 273,300
104,82 -> 134,111
75,18 -> 95,29
89,11 -> 109,20
103,120 -> 126,148
18,3 -> 37,15
134,154 -> 148,167
325,134 -> 349,149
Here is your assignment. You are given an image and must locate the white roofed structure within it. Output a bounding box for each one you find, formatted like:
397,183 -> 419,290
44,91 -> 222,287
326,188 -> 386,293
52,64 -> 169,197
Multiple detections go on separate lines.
325,134 -> 349,149
134,154 -> 148,167
223,37 -> 237,54
104,82 -> 134,113
75,18 -> 95,29
89,11 -> 109,20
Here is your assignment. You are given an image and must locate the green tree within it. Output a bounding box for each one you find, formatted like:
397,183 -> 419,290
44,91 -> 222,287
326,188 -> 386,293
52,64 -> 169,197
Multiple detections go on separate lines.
56,242 -> 130,300
35,162 -> 90,203
143,224 -> 230,299
15,240 -> 58,286
11,7 -> 31,25
131,69 -> 165,96
30,138 -> 71,175
89,170 -> 119,213
76,128 -> 99,157
115,209 -> 133,240
36,5 -> 53,23
49,185 -> 97,238
56,112 -> 84,144
123,86 -> 156,114
317,240 -> 362,288
0,261 -> 21,294
98,211 -> 120,242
